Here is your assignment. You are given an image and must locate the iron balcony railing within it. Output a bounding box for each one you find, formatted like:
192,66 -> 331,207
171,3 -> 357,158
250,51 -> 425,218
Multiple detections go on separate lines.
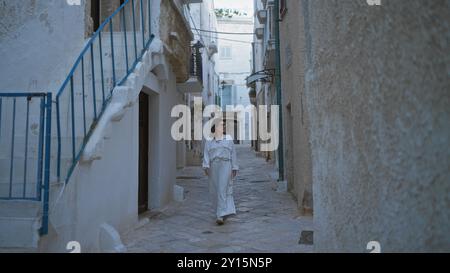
0,93 -> 52,235
55,0 -> 154,185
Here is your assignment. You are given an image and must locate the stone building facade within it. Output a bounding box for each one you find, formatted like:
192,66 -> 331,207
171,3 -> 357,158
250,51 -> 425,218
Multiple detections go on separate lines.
216,10 -> 254,144
0,0 -> 194,252
252,0 -> 450,252
278,0 -> 314,215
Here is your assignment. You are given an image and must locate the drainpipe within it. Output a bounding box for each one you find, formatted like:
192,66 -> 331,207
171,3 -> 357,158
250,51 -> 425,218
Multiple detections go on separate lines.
274,0 -> 284,182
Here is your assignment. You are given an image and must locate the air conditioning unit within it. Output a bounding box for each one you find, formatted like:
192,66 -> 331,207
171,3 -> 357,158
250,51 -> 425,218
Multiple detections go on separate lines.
257,10 -> 267,24
255,28 -> 264,39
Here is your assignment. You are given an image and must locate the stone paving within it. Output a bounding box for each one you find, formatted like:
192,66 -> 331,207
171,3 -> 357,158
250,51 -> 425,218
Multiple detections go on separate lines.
122,145 -> 314,253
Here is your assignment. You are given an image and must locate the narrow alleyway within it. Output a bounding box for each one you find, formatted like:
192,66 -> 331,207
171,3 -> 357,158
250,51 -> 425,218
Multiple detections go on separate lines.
123,145 -> 313,253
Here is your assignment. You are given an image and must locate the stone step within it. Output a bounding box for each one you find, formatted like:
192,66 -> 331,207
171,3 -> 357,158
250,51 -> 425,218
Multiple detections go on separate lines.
0,200 -> 41,249
0,136 -> 84,157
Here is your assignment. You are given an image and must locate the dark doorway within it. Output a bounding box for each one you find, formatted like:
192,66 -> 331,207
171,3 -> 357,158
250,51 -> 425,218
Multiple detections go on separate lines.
91,0 -> 100,33
138,92 -> 149,214
233,120 -> 239,144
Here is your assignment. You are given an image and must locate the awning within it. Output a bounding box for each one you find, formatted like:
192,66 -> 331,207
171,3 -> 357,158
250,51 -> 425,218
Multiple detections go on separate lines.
246,69 -> 274,87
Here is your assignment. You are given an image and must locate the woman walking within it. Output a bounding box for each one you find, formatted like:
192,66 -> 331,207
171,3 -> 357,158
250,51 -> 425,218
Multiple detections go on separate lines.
203,120 -> 239,225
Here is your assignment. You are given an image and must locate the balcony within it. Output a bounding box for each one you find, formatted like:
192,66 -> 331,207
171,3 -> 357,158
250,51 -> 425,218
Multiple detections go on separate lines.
177,42 -> 204,94
264,0 -> 275,9
256,10 -> 268,24
255,28 -> 264,39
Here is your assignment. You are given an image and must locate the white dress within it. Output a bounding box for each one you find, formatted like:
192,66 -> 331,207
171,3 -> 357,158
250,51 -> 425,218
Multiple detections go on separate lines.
203,135 -> 239,218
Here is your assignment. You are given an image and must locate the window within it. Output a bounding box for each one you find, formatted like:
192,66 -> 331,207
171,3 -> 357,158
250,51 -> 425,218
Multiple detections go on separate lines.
91,0 -> 100,33
220,46 -> 232,59
280,0 -> 287,19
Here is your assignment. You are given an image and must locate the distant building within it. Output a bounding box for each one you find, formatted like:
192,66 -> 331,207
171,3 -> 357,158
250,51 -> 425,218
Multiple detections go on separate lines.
215,7 -> 254,143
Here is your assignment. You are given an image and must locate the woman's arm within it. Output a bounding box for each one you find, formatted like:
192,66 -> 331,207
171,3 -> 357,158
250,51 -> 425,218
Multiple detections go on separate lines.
202,141 -> 210,174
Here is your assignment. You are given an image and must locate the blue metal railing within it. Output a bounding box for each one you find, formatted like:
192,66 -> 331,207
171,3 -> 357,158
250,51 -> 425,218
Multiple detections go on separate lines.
55,0 -> 154,184
0,93 -> 52,235
0,0 -> 154,237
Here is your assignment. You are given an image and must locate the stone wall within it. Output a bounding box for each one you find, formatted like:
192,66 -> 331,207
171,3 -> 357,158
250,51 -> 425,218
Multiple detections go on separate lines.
0,0 -> 85,93
294,0 -> 450,252
159,0 -> 193,83
279,0 -> 314,215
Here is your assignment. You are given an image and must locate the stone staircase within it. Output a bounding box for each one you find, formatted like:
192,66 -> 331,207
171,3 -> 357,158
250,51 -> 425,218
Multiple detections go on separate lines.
0,0 -> 154,250
0,200 -> 41,249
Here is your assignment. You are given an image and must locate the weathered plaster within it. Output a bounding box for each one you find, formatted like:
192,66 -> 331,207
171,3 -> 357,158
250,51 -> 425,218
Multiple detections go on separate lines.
279,0 -> 314,215
159,0 -> 193,83
299,0 -> 450,252
0,0 -> 85,94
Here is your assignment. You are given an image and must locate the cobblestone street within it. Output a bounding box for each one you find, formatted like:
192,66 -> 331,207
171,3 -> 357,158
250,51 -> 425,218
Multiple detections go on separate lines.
0,0 -> 447,255
123,145 -> 314,253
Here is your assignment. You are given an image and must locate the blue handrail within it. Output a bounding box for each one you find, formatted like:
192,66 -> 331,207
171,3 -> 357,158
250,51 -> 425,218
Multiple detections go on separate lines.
0,92 -> 52,235
56,0 -> 154,184
0,0 -> 154,238
41,93 -> 52,235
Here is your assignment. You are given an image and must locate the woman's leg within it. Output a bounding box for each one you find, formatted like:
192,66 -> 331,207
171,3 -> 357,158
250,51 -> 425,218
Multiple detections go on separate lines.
225,177 -> 236,217
212,161 -> 236,219
208,167 -> 218,216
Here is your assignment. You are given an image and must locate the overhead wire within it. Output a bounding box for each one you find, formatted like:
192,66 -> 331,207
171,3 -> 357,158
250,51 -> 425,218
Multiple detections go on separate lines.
193,28 -> 255,35
194,33 -> 253,44
187,5 -> 208,47
186,5 -> 254,45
